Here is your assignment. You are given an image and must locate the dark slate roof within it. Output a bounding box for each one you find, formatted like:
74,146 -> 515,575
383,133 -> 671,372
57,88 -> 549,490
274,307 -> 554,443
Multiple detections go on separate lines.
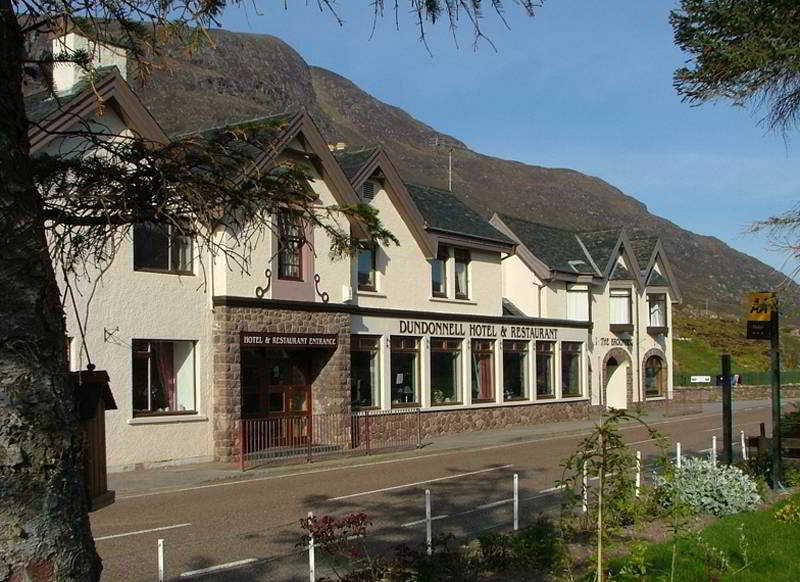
610,261 -> 634,281
405,183 -> 514,246
628,236 -> 658,273
579,229 -> 622,273
647,269 -> 670,286
502,297 -> 526,317
332,147 -> 380,181
24,67 -> 118,124
498,214 -> 594,274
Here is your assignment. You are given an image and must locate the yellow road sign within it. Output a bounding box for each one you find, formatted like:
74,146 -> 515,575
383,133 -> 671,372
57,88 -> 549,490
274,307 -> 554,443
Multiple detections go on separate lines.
747,292 -> 775,322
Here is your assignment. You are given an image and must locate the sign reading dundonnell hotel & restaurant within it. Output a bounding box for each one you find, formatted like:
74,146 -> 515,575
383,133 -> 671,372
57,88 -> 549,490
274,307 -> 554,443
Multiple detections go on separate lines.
398,319 -> 559,340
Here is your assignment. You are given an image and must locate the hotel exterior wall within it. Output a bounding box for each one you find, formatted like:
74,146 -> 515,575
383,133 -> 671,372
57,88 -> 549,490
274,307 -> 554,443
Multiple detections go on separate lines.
61,238 -> 214,471
212,305 -> 351,462
354,184 -> 504,316
502,254 -> 543,316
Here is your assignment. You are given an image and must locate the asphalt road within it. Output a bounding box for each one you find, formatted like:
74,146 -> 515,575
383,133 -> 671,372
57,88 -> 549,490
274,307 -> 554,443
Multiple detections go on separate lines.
91,404 -> 775,581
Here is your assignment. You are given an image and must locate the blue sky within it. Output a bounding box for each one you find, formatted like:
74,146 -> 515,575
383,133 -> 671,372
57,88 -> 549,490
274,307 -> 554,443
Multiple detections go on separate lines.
221,1 -> 800,277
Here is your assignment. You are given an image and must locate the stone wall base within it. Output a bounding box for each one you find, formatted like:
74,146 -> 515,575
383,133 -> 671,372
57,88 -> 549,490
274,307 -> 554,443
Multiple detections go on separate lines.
674,385 -> 800,403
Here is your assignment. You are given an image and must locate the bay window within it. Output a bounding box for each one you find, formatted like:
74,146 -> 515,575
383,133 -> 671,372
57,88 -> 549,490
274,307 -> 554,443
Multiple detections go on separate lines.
471,339 -> 495,402
561,342 -> 582,397
430,338 -> 462,405
536,341 -> 555,398
133,223 -> 193,274
351,336 -> 381,408
132,339 -> 196,416
390,336 -> 419,406
503,340 -> 528,401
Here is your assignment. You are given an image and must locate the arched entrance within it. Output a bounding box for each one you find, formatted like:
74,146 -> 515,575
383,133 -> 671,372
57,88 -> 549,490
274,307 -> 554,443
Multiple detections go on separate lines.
604,349 -> 631,410
642,350 -> 667,399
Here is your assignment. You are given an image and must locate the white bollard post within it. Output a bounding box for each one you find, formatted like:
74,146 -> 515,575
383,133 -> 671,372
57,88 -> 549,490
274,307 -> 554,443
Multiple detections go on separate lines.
741,430 -> 748,461
308,511 -> 315,582
676,442 -> 682,468
425,489 -> 432,556
712,435 -> 717,467
157,538 -> 164,582
513,473 -> 519,531
635,451 -> 641,498
582,462 -> 588,514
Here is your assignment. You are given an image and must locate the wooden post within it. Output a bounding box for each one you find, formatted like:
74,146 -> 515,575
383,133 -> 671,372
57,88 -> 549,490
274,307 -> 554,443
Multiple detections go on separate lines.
722,354 -> 733,465
770,303 -> 783,486
425,489 -> 432,556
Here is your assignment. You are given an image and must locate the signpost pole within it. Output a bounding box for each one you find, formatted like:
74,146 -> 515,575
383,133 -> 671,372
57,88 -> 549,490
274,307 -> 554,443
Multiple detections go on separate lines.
721,354 -> 732,465
771,301 -> 782,487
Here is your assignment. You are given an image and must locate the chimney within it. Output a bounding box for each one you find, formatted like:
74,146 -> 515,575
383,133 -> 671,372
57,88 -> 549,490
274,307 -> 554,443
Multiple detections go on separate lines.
52,32 -> 127,94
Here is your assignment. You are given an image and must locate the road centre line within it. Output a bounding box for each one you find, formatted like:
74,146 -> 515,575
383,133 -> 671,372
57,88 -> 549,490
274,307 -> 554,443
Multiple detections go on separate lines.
94,523 -> 191,541
702,420 -> 765,433
327,465 -> 514,501
180,558 -> 257,577
116,405 -> 771,501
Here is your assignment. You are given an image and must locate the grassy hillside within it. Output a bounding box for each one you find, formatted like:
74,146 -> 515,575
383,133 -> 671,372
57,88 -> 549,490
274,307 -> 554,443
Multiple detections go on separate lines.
672,309 -> 800,376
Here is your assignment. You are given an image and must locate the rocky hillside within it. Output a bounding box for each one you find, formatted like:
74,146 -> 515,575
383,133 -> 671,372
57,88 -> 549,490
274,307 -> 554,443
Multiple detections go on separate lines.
28,28 -> 797,314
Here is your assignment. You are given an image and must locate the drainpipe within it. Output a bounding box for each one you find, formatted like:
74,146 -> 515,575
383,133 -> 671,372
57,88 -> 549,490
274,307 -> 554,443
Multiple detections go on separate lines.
634,289 -> 642,403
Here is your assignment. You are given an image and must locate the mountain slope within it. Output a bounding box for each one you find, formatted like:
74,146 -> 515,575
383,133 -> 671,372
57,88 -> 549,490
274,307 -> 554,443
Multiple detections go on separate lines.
30,28 -> 795,314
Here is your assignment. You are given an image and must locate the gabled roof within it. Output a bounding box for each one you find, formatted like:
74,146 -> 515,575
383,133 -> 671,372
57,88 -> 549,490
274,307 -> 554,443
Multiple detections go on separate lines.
333,147 -> 381,182
187,110 -> 368,237
405,183 -> 514,248
579,228 -> 624,275
26,67 -> 168,152
627,236 -> 658,276
493,214 -> 595,277
632,236 -> 683,303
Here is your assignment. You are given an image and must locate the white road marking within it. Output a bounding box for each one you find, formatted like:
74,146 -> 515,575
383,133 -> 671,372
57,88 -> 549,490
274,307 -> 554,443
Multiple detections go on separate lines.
702,420 -> 765,433
627,438 -> 658,446
180,559 -> 257,577
115,405 -> 774,501
328,464 -> 513,501
94,523 -> 191,541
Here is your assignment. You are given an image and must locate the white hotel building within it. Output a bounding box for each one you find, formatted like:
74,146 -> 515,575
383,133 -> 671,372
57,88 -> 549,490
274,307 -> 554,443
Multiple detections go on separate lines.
29,35 -> 681,470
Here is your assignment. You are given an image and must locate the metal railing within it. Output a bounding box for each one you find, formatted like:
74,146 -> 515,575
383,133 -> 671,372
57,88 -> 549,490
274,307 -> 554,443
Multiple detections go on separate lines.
239,408 -> 422,470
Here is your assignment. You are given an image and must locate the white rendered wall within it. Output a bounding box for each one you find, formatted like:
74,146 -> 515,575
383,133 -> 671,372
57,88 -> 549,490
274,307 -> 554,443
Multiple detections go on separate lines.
501,254 -> 543,316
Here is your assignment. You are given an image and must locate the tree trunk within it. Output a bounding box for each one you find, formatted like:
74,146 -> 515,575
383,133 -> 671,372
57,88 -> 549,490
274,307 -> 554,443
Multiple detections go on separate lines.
0,6 -> 101,580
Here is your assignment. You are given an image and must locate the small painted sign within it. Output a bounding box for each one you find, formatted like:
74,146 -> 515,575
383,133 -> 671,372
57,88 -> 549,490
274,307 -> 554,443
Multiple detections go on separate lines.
240,332 -> 338,348
746,292 -> 775,340
690,375 -> 711,384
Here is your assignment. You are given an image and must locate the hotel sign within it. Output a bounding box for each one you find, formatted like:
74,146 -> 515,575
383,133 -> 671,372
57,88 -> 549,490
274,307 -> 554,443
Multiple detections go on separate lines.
240,332 -> 338,348
398,319 -> 558,340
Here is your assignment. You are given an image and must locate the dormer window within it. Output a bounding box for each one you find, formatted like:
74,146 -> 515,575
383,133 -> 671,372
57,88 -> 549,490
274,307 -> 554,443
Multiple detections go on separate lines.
454,249 -> 470,300
609,288 -> 633,332
432,246 -> 448,297
361,181 -> 377,202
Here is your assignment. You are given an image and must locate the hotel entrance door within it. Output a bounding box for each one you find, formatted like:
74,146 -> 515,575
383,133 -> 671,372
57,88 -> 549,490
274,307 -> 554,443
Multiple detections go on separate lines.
242,348 -> 312,446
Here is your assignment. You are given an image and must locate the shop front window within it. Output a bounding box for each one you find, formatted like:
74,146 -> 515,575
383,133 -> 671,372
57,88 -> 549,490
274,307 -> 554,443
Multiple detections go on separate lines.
536,341 -> 555,398
391,336 -> 419,406
430,338 -> 462,405
471,339 -> 495,402
503,340 -> 528,401
561,342 -> 582,397
351,336 -> 380,408
644,356 -> 665,398
132,339 -> 196,416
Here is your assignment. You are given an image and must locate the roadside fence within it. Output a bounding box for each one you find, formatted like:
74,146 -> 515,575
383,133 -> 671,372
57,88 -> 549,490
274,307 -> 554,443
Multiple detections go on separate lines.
239,409 -> 422,470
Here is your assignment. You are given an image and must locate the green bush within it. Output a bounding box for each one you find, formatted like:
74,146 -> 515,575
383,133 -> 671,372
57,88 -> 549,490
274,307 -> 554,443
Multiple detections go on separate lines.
774,500 -> 800,523
784,462 -> 800,487
654,457 -> 761,516
477,517 -> 565,573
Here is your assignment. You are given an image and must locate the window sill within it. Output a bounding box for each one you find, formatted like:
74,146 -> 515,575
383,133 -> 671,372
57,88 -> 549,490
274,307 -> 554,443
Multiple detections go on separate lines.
128,414 -> 208,426
645,395 -> 666,401
357,291 -> 387,298
610,324 -> 634,334
134,268 -> 195,277
428,297 -> 478,306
